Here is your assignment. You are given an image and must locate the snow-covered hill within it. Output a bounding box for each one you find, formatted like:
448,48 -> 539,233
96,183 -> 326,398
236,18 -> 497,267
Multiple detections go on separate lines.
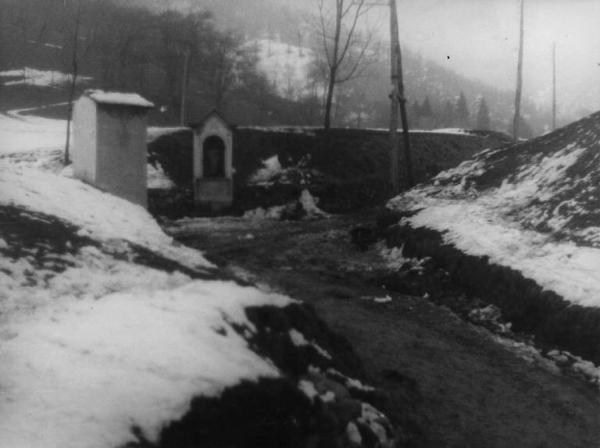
389,111 -> 600,308
254,39 -> 316,99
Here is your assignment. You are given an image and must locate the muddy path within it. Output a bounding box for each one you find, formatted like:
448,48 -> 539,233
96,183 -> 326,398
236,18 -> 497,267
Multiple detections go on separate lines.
170,213 -> 600,448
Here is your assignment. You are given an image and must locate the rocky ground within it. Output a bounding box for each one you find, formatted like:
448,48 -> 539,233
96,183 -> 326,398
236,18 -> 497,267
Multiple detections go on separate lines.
168,211 -> 600,448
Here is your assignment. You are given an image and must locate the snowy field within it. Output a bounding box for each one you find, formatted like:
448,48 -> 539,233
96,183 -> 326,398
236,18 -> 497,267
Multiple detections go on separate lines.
0,110 -> 295,448
389,113 -> 600,308
0,67 -> 91,88
0,109 -> 67,155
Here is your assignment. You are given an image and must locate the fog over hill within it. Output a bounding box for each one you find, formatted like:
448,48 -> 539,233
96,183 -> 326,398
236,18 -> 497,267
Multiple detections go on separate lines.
123,0 -> 599,131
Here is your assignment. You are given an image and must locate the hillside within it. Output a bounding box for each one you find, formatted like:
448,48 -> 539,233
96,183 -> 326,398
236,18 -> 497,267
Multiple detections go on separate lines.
385,111 -> 600,365
0,0 -> 547,133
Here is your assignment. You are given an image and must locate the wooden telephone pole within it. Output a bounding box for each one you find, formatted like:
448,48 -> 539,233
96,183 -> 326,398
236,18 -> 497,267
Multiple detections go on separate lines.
389,0 -> 413,193
512,0 -> 524,142
180,48 -> 190,126
552,41 -> 556,131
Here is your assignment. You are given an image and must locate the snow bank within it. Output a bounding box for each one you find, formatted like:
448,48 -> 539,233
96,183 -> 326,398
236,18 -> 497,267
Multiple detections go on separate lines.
389,127 -> 600,308
0,278 -> 290,448
0,163 -> 209,269
0,112 -> 66,154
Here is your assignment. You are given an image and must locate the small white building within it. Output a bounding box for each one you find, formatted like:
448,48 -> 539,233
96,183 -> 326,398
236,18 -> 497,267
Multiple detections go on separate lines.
73,90 -> 154,207
191,110 -> 234,208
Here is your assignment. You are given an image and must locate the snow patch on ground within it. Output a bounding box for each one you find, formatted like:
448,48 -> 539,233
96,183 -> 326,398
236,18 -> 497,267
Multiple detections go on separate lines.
249,155 -> 283,184
299,189 -> 329,218
0,280 -> 291,448
0,67 -> 91,87
289,329 -> 332,360
148,162 -> 175,189
379,243 -> 428,273
0,163 -> 210,270
0,112 -> 66,154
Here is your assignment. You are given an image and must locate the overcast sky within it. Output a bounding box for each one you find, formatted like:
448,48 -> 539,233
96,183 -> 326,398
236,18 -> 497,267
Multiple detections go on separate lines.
380,0 -> 600,116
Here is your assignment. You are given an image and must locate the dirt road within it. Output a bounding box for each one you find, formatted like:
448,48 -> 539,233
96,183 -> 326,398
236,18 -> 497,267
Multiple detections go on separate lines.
170,213 -> 600,448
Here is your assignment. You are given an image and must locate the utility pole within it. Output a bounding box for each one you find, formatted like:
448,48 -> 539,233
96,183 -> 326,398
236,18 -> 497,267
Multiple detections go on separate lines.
180,48 -> 190,126
512,0 -> 524,142
552,41 -> 556,131
389,0 -> 413,193
64,0 -> 82,165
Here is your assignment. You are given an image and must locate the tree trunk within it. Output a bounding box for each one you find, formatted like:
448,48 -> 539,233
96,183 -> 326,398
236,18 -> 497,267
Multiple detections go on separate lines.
324,66 -> 336,129
512,0 -> 524,142
388,0 -> 400,195
180,48 -> 190,125
323,0 -> 343,130
552,41 -> 556,131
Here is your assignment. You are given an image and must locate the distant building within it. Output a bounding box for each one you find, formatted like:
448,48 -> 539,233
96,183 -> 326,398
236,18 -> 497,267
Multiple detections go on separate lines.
191,110 -> 234,209
73,90 -> 154,207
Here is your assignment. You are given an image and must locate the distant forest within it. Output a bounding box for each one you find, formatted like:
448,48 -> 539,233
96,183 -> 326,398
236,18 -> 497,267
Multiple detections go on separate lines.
0,0 -> 550,134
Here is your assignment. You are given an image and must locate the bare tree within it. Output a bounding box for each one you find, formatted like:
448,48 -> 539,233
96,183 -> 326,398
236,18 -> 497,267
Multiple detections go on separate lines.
316,0 -> 374,129
512,0 -> 524,142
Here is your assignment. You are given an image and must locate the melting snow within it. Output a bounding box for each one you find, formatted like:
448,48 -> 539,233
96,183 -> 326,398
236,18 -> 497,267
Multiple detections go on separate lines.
249,155 -> 283,184
389,126 -> 600,308
0,106 -> 301,448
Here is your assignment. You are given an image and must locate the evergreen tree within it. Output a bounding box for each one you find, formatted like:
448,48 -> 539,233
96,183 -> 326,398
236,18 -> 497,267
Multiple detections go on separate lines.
455,91 -> 469,128
419,96 -> 434,129
420,96 -> 433,117
475,96 -> 491,130
441,99 -> 455,127
409,99 -> 421,119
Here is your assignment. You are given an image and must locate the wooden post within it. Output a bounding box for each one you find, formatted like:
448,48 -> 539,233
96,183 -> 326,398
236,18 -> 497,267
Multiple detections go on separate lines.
180,48 -> 190,126
390,0 -> 414,190
512,0 -> 524,142
389,0 -> 400,194
552,41 -> 556,131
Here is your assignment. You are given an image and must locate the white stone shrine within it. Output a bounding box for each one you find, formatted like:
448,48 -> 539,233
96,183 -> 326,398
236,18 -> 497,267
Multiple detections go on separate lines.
191,110 -> 234,208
